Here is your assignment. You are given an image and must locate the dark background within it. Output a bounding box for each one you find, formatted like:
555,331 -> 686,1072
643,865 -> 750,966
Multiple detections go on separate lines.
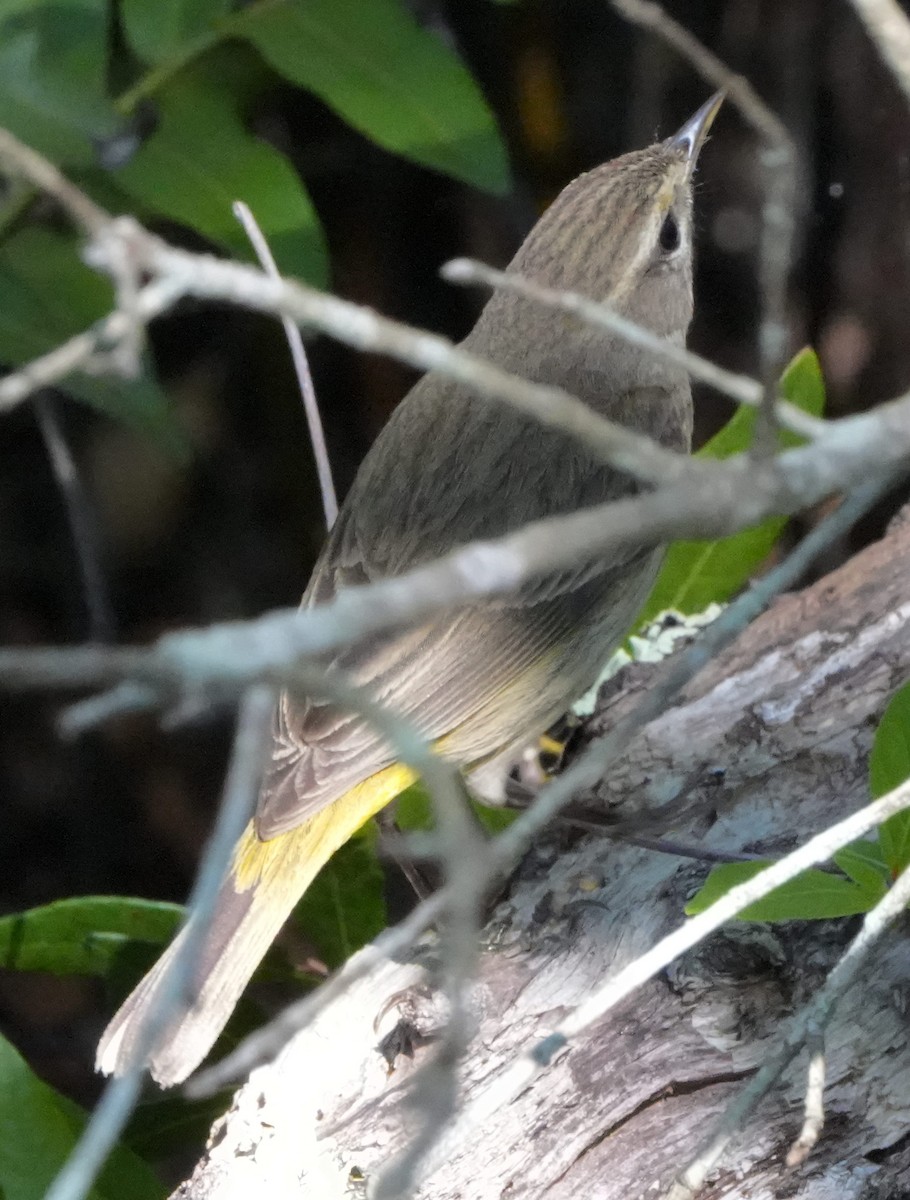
3,0 -> 910,1114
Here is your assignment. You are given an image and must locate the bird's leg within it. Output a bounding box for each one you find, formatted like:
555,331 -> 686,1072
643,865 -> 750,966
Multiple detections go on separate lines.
376,807 -> 436,902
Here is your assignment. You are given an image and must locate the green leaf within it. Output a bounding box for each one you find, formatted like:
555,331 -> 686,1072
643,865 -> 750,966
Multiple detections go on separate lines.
638,348 -> 826,625
121,0 -> 233,64
870,681 -> 910,798
114,55 -> 327,283
772,347 -> 828,450
229,0 -> 510,193
293,823 -> 386,969
869,680 -> 910,874
685,859 -> 874,921
472,800 -> 517,834
0,896 -> 182,977
0,227 -> 184,452
392,780 -> 434,832
0,0 -> 122,167
0,1031 -> 164,1200
393,779 -> 516,837
833,839 -> 891,897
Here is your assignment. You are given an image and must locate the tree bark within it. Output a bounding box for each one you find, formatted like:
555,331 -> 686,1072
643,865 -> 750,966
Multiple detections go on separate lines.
173,516 -> 910,1200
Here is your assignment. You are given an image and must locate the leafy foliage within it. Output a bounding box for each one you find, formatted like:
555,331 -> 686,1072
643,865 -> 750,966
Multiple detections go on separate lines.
0,228 -> 183,452
0,0 -> 509,440
0,0 -> 121,169
113,52 -> 328,286
0,895 -> 182,977
0,1031 -> 163,1200
227,0 -> 510,194
685,859 -> 882,921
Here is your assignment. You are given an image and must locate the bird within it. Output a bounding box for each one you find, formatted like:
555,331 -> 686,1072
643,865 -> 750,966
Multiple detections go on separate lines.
97,92 -> 723,1087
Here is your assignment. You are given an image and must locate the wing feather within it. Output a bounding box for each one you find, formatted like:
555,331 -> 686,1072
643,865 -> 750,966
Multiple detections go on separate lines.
256,376 -> 670,839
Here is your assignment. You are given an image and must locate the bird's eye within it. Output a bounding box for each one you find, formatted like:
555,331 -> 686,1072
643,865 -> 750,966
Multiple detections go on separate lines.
659,212 -> 681,254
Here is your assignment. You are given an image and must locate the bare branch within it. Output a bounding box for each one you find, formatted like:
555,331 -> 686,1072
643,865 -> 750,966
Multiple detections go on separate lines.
785,1030 -> 826,1169
0,127 -> 109,235
85,218 -> 697,488
5,389 -> 910,706
0,277 -> 182,413
34,396 -> 115,642
848,0 -> 910,103
45,685 -> 275,1200
233,201 -> 338,530
442,257 -> 823,439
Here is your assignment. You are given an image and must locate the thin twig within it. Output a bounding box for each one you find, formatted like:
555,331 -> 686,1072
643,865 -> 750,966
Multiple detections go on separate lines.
59,682 -> 161,737
34,395 -> 115,643
87,219 -> 700,489
667,864 -> 910,1198
611,0 -> 796,456
0,127 -> 109,235
848,0 -> 910,104
233,201 -> 338,530
3,409 -> 910,705
441,258 -> 823,440
45,685 -> 275,1200
785,1028 -> 825,1169
0,277 -> 183,412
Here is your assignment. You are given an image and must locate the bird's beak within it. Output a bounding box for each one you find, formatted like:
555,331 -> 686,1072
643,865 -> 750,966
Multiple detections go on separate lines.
669,91 -> 725,174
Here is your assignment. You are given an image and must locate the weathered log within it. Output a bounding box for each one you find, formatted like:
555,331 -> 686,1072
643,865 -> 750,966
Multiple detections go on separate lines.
174,517 -> 910,1199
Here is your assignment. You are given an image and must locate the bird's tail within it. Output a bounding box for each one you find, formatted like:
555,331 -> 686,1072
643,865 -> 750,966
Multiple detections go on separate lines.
96,763 -> 415,1087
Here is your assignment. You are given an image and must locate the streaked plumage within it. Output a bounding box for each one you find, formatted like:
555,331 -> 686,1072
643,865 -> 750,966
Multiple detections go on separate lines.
97,94 -> 722,1087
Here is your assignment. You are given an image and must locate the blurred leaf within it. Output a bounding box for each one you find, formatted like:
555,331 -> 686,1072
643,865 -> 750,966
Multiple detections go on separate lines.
293,823 -> 386,969
685,859 -> 875,921
0,228 -> 185,452
124,1089 -> 231,1162
114,59 -> 327,283
472,800 -> 517,834
393,780 -> 433,831
393,779 -> 516,836
638,348 -> 826,625
229,0 -> 510,193
698,348 -> 826,460
0,896 -> 182,977
121,0 -> 232,64
0,0 -> 122,167
0,1031 -> 163,1200
869,680 -> 910,874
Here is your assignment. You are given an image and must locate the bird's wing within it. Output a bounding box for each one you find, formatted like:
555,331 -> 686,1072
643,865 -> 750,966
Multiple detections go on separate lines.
255,380 -> 654,839
257,531 -> 653,838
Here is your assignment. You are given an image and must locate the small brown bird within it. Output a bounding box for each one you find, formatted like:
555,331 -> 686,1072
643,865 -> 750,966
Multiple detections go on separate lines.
97,93 -> 722,1086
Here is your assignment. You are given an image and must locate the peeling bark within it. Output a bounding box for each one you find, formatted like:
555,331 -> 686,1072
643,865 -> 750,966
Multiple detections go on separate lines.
173,519 -> 910,1200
